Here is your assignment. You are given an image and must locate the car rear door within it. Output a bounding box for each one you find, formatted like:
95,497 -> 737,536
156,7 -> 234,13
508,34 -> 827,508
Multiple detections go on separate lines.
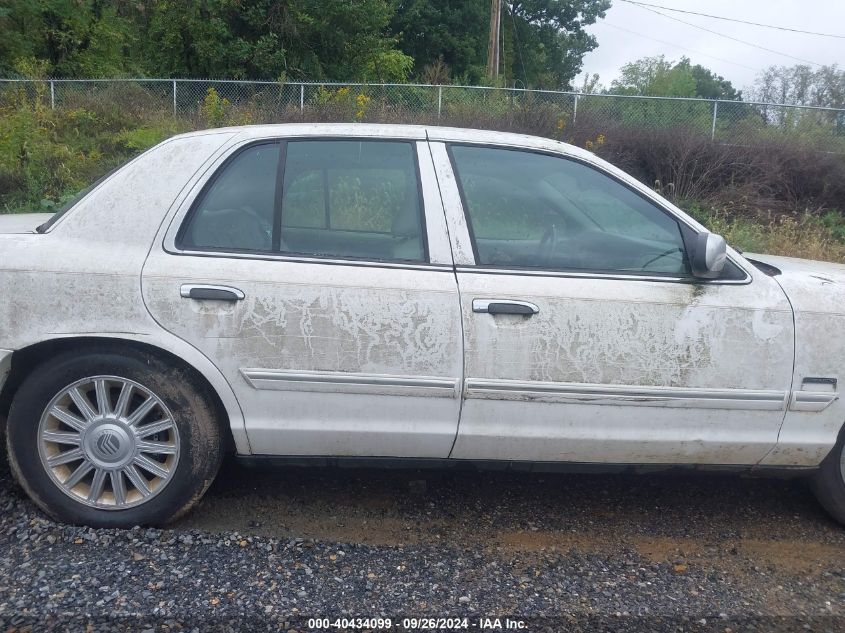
428,132 -> 794,465
143,130 -> 462,457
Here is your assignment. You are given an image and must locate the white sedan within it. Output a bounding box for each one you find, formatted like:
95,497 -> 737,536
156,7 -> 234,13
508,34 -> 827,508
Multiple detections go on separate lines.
1,124 -> 844,527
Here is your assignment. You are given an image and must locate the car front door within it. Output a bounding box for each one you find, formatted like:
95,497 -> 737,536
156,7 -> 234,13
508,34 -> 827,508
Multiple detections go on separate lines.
143,133 -> 462,457
429,137 -> 794,465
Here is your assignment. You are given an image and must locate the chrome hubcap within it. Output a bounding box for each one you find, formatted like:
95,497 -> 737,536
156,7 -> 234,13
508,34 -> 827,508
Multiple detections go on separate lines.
37,376 -> 180,510
84,421 -> 134,468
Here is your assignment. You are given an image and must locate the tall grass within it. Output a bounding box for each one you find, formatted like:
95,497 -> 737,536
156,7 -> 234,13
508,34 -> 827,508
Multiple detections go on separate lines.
686,203 -> 845,262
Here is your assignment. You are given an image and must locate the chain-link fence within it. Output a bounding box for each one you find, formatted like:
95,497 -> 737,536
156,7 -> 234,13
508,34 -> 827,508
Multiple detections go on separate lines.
2,78 -> 844,152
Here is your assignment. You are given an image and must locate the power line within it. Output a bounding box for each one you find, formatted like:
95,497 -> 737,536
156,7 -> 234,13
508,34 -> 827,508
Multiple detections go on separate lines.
619,1 -> 845,40
627,3 -> 825,66
603,22 -> 757,71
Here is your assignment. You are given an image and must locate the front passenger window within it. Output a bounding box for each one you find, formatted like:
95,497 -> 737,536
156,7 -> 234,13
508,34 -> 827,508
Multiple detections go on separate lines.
450,145 -> 689,275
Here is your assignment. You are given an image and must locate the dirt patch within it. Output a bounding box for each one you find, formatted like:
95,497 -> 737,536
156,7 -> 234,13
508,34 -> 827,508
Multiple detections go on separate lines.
486,530 -> 844,592
495,529 -> 593,552
628,535 -> 706,563
739,538 -> 843,572
177,461 -> 845,589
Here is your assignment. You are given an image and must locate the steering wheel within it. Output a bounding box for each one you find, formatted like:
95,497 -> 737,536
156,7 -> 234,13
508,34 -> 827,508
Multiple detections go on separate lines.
639,247 -> 684,272
538,223 -> 559,265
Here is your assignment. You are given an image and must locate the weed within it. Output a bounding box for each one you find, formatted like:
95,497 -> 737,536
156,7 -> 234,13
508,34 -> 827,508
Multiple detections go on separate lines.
200,88 -> 230,127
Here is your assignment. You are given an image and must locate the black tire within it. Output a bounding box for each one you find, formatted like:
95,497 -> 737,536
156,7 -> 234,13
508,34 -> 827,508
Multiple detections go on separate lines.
810,426 -> 845,526
6,347 -> 223,527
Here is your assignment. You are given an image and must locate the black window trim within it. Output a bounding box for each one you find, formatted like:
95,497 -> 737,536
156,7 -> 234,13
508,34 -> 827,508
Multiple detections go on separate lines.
444,142 -> 750,284
271,140 -> 287,251
176,137 -> 430,265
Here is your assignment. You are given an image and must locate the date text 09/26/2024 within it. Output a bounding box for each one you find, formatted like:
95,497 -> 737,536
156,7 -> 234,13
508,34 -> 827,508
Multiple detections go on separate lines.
307,617 -> 528,630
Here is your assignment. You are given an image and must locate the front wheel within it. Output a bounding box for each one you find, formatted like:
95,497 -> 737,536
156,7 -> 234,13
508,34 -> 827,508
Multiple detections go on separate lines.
810,427 -> 845,526
6,348 -> 223,527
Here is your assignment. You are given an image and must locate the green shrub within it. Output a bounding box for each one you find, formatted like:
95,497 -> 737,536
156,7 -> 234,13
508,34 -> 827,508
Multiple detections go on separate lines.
112,125 -> 180,152
200,87 -> 230,127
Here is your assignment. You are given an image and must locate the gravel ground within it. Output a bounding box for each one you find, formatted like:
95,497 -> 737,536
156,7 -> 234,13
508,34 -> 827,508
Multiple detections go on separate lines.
1,451 -> 843,632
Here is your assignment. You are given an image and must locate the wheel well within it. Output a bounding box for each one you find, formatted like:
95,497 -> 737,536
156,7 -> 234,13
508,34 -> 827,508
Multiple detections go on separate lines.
0,337 -> 235,452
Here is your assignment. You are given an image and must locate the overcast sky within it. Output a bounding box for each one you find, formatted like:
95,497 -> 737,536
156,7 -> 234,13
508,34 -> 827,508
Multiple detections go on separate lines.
577,0 -> 845,93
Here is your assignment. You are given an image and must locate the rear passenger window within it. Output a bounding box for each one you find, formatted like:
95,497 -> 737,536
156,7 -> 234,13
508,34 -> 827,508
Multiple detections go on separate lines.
179,139 -> 426,263
180,143 -> 279,252
281,141 -> 426,262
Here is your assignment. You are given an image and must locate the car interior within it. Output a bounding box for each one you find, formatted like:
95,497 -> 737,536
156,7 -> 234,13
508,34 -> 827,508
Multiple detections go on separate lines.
451,145 -> 691,275
182,140 -> 697,275
182,140 -> 426,262
183,143 -> 278,252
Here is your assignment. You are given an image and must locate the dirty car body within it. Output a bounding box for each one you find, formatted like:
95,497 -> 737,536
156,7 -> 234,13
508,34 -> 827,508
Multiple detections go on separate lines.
1,124 -> 844,527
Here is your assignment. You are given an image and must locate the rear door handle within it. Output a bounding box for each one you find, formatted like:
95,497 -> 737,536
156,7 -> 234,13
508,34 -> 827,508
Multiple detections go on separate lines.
472,299 -> 539,315
180,284 -> 245,302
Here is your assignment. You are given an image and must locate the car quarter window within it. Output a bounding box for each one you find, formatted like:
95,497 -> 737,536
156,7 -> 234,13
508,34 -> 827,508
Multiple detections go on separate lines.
449,144 -> 690,276
180,142 -> 279,252
280,140 -> 426,262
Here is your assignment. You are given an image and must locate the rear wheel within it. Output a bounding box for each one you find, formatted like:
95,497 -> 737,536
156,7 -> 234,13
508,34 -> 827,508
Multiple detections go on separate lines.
6,348 -> 223,527
810,427 -> 845,526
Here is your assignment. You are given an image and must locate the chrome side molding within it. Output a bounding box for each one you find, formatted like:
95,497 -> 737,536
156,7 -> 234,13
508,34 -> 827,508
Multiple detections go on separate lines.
240,369 -> 458,398
465,378 -> 788,410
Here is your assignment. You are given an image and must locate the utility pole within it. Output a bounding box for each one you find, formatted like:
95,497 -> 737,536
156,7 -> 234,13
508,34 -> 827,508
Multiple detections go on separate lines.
486,0 -> 501,79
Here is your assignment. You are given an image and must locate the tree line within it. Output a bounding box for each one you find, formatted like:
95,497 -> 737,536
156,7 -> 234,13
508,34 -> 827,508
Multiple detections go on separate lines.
588,56 -> 843,110
1,2 -> 842,108
0,0 -> 612,88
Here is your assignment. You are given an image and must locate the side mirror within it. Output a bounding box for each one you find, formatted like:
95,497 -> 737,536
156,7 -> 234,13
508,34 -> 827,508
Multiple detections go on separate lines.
691,232 -> 727,279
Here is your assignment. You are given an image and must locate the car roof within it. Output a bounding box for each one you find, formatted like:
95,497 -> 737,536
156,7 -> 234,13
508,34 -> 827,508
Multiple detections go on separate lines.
171,123 -> 594,161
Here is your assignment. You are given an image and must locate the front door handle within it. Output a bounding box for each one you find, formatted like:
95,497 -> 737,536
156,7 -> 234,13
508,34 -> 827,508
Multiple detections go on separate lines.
180,284 -> 245,302
472,299 -> 539,316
